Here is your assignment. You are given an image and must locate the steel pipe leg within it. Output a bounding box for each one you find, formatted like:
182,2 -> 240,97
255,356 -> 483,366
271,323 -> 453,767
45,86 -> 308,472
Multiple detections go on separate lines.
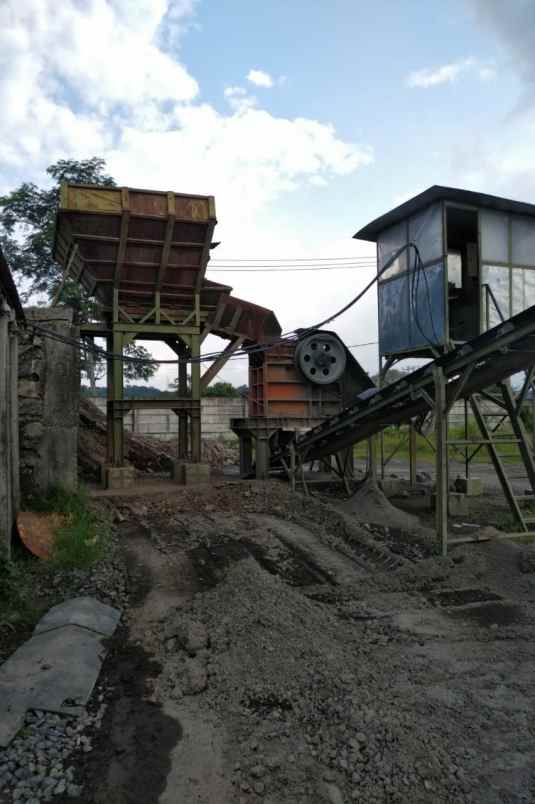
239,435 -> 253,476
255,437 -> 269,480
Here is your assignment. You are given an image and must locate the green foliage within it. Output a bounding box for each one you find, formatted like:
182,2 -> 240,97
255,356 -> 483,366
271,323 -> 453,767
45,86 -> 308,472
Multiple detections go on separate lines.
30,486 -> 110,570
520,402 -> 535,434
354,419 -> 522,464
0,555 -> 40,630
0,157 -> 157,385
0,158 -> 115,302
82,384 -> 165,398
167,376 -> 242,397
203,381 -> 240,397
122,343 -> 158,383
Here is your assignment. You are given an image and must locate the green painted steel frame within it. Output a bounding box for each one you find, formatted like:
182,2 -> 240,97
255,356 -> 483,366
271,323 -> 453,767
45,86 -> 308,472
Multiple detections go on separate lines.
100,286 -> 203,467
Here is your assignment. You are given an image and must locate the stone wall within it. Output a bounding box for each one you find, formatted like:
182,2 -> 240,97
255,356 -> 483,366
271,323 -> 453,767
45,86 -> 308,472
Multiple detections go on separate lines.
18,308 -> 80,499
87,395 -> 247,441
0,299 -> 19,558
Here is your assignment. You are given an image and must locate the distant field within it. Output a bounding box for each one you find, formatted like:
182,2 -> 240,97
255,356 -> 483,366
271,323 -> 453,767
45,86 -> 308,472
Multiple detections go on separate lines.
353,422 -> 534,465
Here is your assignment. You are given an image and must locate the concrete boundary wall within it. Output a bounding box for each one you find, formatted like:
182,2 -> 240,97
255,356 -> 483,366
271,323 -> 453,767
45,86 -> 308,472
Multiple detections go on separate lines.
18,308 -> 80,499
0,300 -> 20,558
87,396 -> 247,441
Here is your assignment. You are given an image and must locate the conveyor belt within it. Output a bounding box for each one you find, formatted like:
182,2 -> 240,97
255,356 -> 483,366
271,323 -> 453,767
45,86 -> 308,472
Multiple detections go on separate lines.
289,305 -> 535,462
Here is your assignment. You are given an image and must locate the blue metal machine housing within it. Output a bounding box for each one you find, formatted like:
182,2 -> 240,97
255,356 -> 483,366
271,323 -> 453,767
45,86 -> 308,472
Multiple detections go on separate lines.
354,186 -> 535,360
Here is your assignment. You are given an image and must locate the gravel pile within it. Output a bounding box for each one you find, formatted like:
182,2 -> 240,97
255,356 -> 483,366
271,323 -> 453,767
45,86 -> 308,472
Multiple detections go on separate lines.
0,704 -> 105,803
154,558 -> 472,803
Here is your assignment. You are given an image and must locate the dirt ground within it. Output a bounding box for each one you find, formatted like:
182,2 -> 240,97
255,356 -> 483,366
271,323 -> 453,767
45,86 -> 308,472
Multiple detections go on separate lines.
33,476 -> 535,804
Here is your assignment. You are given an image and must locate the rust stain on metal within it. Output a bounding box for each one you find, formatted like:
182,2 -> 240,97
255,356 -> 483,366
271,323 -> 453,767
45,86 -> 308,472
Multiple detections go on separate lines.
53,183 -> 281,344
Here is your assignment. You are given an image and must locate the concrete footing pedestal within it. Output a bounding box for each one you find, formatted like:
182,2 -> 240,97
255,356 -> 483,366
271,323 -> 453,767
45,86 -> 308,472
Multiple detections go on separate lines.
172,461 -> 211,485
100,465 -> 136,490
431,491 -> 470,517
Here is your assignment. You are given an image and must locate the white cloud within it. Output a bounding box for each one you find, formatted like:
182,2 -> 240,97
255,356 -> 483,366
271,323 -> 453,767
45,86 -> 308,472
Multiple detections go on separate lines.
478,65 -> 496,81
223,86 -> 257,113
247,69 -> 274,88
309,175 -> 328,187
0,0 -> 375,388
406,58 -> 475,88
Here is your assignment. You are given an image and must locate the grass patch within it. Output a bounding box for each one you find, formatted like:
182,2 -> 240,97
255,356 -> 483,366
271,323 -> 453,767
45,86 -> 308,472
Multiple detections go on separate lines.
0,553 -> 40,632
29,485 -> 110,570
354,421 -> 528,465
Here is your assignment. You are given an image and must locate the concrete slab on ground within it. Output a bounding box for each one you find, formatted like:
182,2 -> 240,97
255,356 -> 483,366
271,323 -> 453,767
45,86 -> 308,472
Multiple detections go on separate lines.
34,596 -> 121,637
0,598 -> 120,747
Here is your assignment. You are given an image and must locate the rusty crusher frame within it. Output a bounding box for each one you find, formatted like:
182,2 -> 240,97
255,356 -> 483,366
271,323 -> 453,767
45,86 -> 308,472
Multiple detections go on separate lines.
54,183 -> 280,487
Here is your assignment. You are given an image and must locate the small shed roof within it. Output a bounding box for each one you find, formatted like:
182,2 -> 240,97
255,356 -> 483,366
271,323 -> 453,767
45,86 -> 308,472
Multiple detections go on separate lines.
354,185 -> 535,243
0,246 -> 24,320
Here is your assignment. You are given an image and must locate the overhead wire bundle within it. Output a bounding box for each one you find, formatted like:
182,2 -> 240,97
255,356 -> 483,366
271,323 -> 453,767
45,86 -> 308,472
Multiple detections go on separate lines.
28,241 -> 438,367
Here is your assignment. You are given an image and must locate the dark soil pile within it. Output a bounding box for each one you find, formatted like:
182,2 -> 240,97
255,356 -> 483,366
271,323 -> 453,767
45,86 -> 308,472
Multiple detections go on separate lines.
78,398 -> 175,480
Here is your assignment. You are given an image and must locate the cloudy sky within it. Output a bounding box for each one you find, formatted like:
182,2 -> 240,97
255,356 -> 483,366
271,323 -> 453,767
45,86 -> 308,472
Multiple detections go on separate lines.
2,0 -> 535,388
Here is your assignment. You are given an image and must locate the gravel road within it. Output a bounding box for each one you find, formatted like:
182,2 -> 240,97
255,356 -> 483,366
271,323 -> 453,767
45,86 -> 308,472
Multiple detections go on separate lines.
2,480 -> 535,804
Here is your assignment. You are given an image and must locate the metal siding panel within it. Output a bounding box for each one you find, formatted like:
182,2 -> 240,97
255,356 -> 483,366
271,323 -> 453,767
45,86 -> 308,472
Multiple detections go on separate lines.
408,203 -> 443,265
408,261 -> 446,349
378,274 -> 410,354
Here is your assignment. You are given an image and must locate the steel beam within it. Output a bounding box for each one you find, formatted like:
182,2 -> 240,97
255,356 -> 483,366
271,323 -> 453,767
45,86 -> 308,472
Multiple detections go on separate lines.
469,394 -> 525,531
111,329 -> 124,466
190,332 -> 201,462
433,365 -> 448,557
200,336 -> 245,391
178,341 -> 189,460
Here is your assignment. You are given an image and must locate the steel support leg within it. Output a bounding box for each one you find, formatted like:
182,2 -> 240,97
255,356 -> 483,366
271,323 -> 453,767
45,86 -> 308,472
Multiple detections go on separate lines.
190,333 -> 201,463
469,394 -> 525,530
409,422 -> 417,488
433,365 -> 448,556
500,382 -> 535,495
178,343 -> 189,459
111,329 -> 124,466
367,436 -> 378,482
239,435 -> 253,477
106,335 -> 113,464
290,443 -> 296,492
255,436 -> 269,480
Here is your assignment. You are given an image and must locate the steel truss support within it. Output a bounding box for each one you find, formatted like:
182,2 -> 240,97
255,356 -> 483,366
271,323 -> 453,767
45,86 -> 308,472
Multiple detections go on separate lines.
469,394 -> 526,531
433,365 -> 448,557
103,315 -> 203,471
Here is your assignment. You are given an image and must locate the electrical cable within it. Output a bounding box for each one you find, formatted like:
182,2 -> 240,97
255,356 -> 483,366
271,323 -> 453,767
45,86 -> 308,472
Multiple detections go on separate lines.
210,256 -> 375,262
207,264 -> 376,272
27,242 -> 412,367
408,244 -> 440,350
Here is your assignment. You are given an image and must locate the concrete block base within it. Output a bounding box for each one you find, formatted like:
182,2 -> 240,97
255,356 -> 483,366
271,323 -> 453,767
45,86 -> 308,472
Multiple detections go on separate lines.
454,477 -> 483,496
380,478 -> 404,497
101,465 -> 136,490
431,491 -> 470,516
172,461 -> 211,485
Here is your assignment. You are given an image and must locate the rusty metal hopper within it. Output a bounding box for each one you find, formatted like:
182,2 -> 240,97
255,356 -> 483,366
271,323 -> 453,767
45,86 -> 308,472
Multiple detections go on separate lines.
54,183 -> 216,319
54,183 -> 281,344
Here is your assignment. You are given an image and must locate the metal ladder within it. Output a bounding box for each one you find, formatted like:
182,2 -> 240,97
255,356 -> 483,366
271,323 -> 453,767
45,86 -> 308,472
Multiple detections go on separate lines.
468,379 -> 535,532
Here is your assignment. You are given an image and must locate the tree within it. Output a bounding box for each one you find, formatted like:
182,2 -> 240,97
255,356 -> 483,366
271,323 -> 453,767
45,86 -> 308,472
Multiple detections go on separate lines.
203,381 -> 240,398
0,157 -> 157,387
167,377 -> 241,397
